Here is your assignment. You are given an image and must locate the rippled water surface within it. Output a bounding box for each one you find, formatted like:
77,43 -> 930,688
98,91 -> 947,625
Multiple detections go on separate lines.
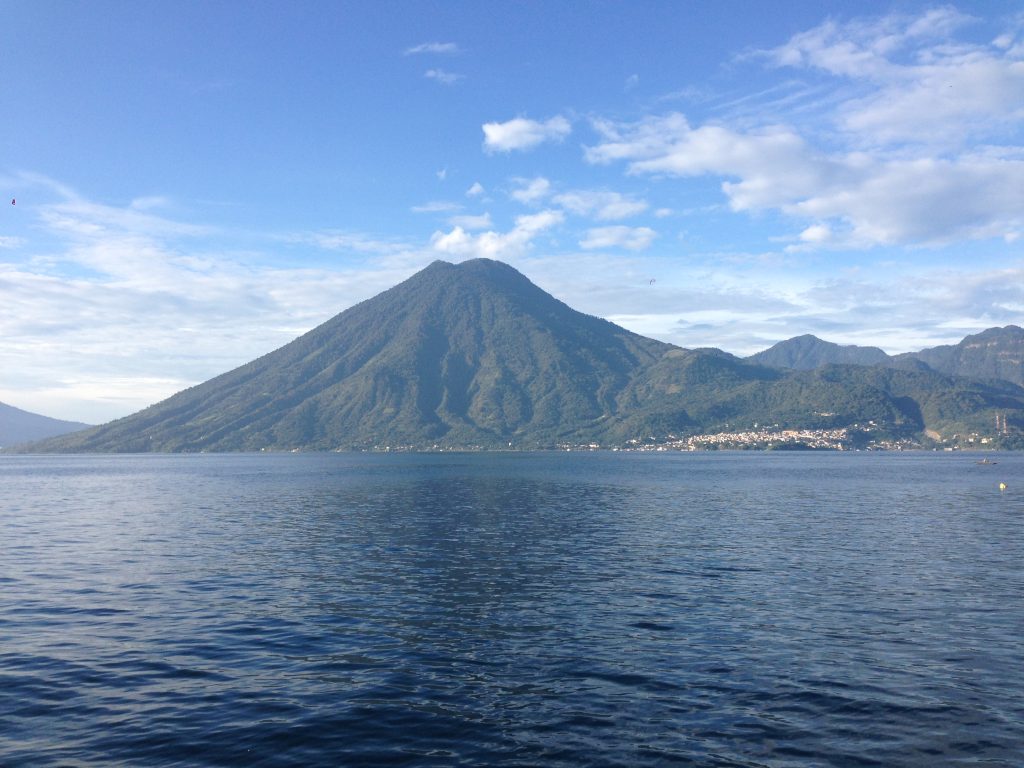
1,451 -> 1022,766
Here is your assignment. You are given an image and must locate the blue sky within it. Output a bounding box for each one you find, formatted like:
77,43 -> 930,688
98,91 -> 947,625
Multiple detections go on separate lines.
3,1 -> 1023,423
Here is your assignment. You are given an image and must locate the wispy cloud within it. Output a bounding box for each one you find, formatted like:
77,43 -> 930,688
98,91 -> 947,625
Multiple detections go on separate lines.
579,225 -> 656,251
0,178 -> 428,421
448,212 -> 493,230
583,9 -> 1024,250
587,113 -> 1024,248
554,189 -> 648,221
287,230 -> 407,254
509,176 -> 551,204
581,257 -> 1024,356
128,195 -> 172,211
412,200 -> 462,214
482,116 -> 571,152
425,68 -> 464,85
763,8 -> 1024,146
404,41 -> 460,55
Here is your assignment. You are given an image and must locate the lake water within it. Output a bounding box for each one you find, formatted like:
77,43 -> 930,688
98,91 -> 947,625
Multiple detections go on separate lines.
1,451 -> 1021,767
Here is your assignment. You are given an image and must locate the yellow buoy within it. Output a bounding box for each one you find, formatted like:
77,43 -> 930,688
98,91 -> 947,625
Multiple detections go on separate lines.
999,482 -> 1007,491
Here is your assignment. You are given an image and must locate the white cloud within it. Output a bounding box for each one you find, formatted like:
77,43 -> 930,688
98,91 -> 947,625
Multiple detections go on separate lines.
587,113 -> 836,211
579,225 -> 656,251
482,116 -> 571,152
764,8 -> 1024,146
587,110 -> 1024,247
404,42 -> 460,55
412,200 -> 462,213
842,58 -> 1024,146
0,178 -> 428,422
0,250 -> 381,422
589,259 -> 1024,357
509,176 -> 551,204
429,227 -> 474,254
776,265 -> 1024,353
578,10 -> 1024,250
448,212 -> 492,230
466,182 -> 485,197
0,236 -> 24,249
798,223 -> 831,244
39,196 -> 213,240
992,33 -> 1015,51
553,189 -> 648,220
425,68 -> 463,85
430,210 -> 564,259
787,223 -> 832,250
791,155 -> 1024,246
766,8 -> 972,78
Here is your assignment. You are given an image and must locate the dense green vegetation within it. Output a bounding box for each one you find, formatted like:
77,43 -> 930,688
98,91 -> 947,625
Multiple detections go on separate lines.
747,335 -> 890,370
749,326 -> 1024,387
17,259 -> 1024,452
902,325 -> 1024,385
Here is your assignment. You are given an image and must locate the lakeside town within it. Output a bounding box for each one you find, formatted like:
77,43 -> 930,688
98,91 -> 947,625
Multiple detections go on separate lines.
570,420 -> 1015,452
617,426 -> 912,452
364,421 -> 1014,453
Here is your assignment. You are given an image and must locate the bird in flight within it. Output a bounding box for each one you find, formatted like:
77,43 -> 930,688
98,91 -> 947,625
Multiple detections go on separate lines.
10,198 -> 14,205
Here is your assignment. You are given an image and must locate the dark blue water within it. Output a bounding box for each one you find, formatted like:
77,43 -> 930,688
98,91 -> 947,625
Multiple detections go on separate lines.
1,452 -> 1021,767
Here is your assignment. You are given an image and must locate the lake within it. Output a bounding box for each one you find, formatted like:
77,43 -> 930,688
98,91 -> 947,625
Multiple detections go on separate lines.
1,451 -> 1021,766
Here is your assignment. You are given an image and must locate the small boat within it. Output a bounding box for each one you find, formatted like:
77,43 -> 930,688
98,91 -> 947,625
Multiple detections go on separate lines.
976,458 -> 997,465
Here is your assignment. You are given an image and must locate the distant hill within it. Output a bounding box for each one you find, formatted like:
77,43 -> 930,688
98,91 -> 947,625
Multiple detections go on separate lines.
617,351 -> 1023,446
747,335 -> 890,370
0,402 -> 91,447
16,260 -> 1024,452
897,325 -> 1024,386
749,326 -> 1024,388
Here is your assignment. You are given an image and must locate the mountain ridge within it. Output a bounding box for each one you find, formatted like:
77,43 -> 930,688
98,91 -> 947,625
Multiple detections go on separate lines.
897,325 -> 1024,385
747,326 -> 1024,387
14,259 -> 1024,452
0,401 -> 92,448
747,335 -> 890,370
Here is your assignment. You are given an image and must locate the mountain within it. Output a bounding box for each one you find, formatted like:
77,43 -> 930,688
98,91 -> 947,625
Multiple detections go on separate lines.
17,259 -> 1024,452
0,401 -> 91,447
27,259 -> 670,451
747,335 -> 890,370
898,325 -> 1024,386
749,326 -> 1024,388
619,352 -> 1023,445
